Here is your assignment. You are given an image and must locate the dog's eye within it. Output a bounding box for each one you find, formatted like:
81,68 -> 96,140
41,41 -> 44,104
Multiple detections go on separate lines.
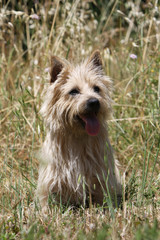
93,86 -> 100,93
69,88 -> 79,96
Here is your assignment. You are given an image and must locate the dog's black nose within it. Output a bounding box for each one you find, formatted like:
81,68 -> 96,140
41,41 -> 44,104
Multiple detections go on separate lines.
87,98 -> 100,113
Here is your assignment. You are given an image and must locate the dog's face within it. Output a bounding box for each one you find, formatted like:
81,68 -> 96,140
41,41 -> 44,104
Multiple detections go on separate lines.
41,51 -> 112,136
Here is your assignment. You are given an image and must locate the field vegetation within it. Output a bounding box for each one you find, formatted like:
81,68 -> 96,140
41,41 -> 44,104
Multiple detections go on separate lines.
0,0 -> 160,239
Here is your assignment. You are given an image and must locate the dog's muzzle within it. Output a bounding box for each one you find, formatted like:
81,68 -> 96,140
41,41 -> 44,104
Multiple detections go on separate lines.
77,98 -> 100,136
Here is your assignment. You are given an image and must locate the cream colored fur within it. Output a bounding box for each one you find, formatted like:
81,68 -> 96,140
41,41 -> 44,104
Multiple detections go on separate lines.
37,51 -> 122,209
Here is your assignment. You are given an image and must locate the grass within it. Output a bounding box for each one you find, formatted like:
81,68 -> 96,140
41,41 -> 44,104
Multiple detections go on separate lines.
0,1 -> 160,239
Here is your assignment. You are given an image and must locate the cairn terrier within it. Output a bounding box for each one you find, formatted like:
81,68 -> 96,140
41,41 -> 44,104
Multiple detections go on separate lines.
37,50 -> 122,209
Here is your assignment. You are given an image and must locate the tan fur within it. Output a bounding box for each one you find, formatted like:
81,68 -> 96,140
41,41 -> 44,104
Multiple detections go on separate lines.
37,50 -> 122,209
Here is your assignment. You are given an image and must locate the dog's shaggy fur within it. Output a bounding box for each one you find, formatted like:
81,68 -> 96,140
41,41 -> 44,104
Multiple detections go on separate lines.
37,50 -> 122,209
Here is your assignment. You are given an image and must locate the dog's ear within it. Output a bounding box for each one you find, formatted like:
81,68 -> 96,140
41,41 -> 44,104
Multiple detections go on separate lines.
50,56 -> 64,83
88,50 -> 103,70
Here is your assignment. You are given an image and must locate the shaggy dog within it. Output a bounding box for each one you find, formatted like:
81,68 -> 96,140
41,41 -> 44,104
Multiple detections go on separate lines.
37,50 -> 122,210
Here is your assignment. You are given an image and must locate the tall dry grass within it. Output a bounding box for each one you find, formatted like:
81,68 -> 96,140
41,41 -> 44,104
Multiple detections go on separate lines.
0,1 -> 160,239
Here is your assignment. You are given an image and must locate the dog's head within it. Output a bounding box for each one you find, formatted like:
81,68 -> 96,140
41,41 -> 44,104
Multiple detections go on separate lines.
41,50 -> 113,136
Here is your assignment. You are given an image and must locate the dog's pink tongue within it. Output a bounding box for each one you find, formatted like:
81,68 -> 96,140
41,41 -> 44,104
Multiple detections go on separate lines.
82,115 -> 100,136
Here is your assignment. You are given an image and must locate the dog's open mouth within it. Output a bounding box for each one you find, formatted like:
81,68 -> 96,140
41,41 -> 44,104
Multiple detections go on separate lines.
77,114 -> 100,136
